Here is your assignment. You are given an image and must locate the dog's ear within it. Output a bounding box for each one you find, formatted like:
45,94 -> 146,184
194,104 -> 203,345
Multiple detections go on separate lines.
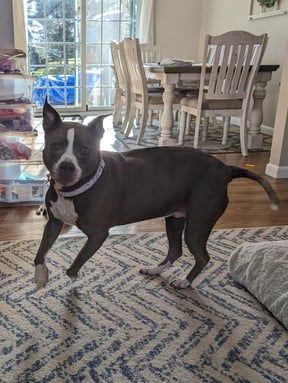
42,97 -> 62,132
87,114 -> 111,140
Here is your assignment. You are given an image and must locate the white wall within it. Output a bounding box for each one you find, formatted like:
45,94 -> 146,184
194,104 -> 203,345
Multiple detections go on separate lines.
154,0 -> 202,60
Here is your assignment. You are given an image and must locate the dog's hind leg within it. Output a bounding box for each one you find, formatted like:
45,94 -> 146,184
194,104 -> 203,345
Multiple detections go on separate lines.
171,192 -> 229,289
171,232 -> 210,289
139,216 -> 185,276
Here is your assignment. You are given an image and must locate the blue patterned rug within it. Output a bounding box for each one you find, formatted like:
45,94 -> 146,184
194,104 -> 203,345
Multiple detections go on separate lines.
112,120 -> 272,154
1,226 -> 288,383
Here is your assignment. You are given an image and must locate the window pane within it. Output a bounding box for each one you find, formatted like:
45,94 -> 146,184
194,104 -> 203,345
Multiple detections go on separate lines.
65,20 -> 76,42
29,46 -> 46,67
86,21 -> 101,43
47,44 -> 64,64
66,44 -> 81,65
27,0 -> 44,18
28,19 -> 45,43
65,0 -> 76,18
47,20 -> 64,42
86,44 -> 101,65
46,1 -> 63,18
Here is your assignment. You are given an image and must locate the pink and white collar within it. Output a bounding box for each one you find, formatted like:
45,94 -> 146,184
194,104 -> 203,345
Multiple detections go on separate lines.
57,158 -> 105,198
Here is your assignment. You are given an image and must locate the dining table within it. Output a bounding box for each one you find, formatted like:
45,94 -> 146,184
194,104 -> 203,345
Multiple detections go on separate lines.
144,63 -> 279,148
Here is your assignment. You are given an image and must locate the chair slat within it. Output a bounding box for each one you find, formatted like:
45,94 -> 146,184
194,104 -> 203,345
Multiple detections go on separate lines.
215,44 -> 231,95
223,45 -> 238,95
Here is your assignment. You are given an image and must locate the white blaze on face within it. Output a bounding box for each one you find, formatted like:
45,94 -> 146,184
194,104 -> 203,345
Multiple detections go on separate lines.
52,127 -> 82,186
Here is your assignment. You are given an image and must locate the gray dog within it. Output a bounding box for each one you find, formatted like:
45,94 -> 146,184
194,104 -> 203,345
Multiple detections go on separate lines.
34,101 -> 278,289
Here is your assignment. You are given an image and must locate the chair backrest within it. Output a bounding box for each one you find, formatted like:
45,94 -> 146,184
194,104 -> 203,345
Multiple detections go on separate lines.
199,31 -> 268,103
140,43 -> 162,63
123,38 -> 148,97
110,40 -> 129,94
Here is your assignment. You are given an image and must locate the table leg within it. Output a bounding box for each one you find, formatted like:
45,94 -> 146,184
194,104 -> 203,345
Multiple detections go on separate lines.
247,80 -> 268,149
158,83 -> 176,146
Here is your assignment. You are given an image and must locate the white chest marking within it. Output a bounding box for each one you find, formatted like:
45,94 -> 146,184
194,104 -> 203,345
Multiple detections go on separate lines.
50,196 -> 78,225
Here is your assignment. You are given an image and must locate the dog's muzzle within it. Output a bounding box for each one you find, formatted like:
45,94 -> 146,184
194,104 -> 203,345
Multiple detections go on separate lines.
54,160 -> 81,186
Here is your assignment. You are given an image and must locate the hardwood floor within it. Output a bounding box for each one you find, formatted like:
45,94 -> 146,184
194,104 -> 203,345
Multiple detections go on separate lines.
0,150 -> 287,242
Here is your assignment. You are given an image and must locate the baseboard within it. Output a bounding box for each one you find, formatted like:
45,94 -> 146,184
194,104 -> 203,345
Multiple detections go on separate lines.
265,163 -> 288,179
260,124 -> 273,136
227,117 -> 273,137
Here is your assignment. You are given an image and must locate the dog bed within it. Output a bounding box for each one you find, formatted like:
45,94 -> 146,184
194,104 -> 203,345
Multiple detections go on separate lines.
228,240 -> 288,330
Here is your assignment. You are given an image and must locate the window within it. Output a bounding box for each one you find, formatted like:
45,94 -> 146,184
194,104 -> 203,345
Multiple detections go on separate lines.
27,0 -> 137,112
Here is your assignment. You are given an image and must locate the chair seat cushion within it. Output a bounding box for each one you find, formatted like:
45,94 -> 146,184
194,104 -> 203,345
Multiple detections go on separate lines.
147,86 -> 164,92
181,97 -> 242,110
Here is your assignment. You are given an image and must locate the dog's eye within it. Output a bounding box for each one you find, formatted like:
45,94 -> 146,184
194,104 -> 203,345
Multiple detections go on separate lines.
52,142 -> 65,152
80,147 -> 89,154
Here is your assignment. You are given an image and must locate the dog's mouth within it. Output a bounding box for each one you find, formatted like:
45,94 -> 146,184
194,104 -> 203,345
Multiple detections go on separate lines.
52,161 -> 82,187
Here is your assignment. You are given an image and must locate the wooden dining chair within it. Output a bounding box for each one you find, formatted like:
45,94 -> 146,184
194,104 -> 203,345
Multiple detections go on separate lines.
110,40 -> 131,130
178,30 -> 268,156
123,37 -> 181,145
140,43 -> 162,64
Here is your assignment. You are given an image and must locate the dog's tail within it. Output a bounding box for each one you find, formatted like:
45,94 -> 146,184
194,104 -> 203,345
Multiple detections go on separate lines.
229,165 -> 279,210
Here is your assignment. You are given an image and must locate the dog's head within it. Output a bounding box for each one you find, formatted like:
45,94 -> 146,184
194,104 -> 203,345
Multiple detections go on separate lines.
42,99 -> 107,188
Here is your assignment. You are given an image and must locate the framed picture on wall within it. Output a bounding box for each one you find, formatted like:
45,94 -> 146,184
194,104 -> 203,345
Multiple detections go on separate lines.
249,0 -> 288,19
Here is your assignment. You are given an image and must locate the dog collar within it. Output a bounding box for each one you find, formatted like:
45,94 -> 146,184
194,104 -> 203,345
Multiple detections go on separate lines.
58,158 -> 105,198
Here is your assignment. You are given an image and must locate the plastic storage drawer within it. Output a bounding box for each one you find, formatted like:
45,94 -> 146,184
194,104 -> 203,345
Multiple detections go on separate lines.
0,180 -> 48,204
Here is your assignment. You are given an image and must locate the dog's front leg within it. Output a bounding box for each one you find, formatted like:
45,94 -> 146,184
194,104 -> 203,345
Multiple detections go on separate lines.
66,232 -> 109,280
34,217 -> 63,289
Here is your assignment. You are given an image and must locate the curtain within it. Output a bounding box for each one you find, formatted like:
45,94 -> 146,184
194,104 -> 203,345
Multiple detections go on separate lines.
12,0 -> 28,52
136,0 -> 155,44
12,0 -> 28,71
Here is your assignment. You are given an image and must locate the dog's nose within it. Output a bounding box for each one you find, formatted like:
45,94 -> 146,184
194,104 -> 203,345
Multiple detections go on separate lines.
59,161 -> 75,174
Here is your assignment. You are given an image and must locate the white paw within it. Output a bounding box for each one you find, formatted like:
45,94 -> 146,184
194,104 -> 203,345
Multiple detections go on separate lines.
170,278 -> 190,289
35,264 -> 49,289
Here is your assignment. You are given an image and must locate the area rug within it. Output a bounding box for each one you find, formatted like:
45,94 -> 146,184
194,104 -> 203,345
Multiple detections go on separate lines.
1,226 -> 288,383
34,115 -> 272,154
113,121 -> 272,153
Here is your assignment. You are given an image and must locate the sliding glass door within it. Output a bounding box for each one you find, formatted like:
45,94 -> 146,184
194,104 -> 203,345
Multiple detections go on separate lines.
27,0 -> 137,112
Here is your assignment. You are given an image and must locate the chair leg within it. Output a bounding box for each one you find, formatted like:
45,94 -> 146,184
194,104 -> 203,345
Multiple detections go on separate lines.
185,114 -> 191,135
159,110 -> 163,129
113,91 -> 122,126
193,115 -> 201,149
202,117 -> 209,141
148,110 -> 153,126
136,105 -> 149,145
222,116 -> 230,145
135,108 -> 140,125
124,98 -> 136,137
121,93 -> 132,133
121,101 -> 131,133
173,109 -> 178,123
239,117 -> 248,157
178,111 -> 187,145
